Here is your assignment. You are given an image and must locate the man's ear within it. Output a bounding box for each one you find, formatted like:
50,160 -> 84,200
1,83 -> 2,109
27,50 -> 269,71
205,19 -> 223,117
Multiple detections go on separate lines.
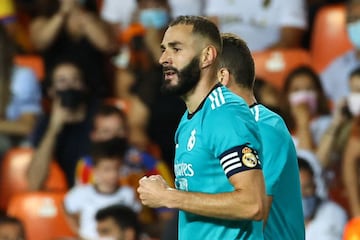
200,45 -> 217,69
217,68 -> 231,86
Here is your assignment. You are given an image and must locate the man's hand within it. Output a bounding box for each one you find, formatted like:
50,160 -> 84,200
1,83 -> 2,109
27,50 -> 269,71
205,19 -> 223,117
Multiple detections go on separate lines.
137,175 -> 173,208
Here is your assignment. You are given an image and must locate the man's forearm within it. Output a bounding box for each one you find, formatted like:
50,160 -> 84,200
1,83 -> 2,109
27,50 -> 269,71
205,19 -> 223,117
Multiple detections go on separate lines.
27,128 -> 58,190
164,171 -> 265,221
165,187 -> 264,221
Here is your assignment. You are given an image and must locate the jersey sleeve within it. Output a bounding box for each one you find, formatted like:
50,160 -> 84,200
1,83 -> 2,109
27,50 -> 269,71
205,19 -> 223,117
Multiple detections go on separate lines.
205,101 -> 263,178
63,186 -> 85,214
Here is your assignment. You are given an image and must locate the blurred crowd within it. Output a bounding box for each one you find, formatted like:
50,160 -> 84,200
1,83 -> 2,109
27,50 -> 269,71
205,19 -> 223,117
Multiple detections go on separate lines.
0,0 -> 360,239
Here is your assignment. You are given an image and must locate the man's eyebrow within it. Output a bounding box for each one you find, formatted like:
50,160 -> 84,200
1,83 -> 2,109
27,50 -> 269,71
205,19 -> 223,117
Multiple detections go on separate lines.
160,41 -> 183,49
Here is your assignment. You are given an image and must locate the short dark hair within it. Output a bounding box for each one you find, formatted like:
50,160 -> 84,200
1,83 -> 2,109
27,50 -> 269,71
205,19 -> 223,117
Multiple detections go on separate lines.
169,15 -> 222,54
95,204 -> 141,240
349,66 -> 360,79
94,104 -> 128,128
0,215 -> 25,239
297,157 -> 314,177
219,33 -> 255,89
91,137 -> 128,166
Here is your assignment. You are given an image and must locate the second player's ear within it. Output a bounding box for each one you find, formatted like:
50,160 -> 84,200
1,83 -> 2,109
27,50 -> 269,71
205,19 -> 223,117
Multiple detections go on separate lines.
217,68 -> 230,86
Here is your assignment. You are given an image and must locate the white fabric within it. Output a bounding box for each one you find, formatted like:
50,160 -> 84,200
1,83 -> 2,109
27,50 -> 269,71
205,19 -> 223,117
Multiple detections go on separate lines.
168,0 -> 204,18
64,185 -> 141,240
6,66 -> 42,121
306,200 -> 348,240
310,115 -> 332,146
204,0 -> 307,51
320,50 -> 360,104
100,0 -> 137,28
292,115 -> 332,149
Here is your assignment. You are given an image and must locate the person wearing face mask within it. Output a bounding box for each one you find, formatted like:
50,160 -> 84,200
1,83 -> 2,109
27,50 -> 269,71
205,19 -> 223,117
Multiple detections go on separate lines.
320,0 -> 360,104
282,65 -> 332,154
27,60 -> 99,190
342,66 -> 360,219
316,66 -> 360,171
298,156 -> 348,240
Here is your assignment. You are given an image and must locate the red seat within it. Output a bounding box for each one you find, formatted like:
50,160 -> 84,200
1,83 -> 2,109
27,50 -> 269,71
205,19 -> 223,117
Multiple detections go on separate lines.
0,147 -> 68,210
252,48 -> 312,91
310,4 -> 353,72
7,191 -> 76,240
14,54 -> 45,81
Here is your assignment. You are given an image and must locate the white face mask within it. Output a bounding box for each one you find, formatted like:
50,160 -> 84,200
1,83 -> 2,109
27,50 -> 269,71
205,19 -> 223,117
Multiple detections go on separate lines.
288,90 -> 318,113
347,93 -> 360,116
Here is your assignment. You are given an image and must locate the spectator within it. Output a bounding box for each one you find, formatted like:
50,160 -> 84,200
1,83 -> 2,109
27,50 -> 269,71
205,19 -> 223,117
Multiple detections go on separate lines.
320,0 -> 360,104
342,67 -> 360,218
75,104 -> 173,188
298,156 -> 348,240
30,0 -> 116,97
103,0 -> 186,166
253,77 -> 284,116
64,138 -> 141,240
75,104 -> 174,238
0,215 -> 26,240
316,67 -> 360,169
0,24 -> 41,158
204,0 -> 307,51
27,60 -> 97,189
96,204 -> 149,240
282,65 -> 332,152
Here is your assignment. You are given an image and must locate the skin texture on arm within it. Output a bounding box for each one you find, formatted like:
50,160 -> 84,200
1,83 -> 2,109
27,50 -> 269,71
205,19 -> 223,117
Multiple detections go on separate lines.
30,14 -> 66,51
75,10 -> 117,53
342,134 -> 360,217
27,100 -> 67,191
138,170 -> 266,221
292,104 -> 314,151
316,99 -> 348,168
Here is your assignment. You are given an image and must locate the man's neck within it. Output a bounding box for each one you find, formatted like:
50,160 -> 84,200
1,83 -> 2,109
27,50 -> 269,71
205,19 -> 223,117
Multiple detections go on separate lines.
183,73 -> 218,114
230,87 -> 256,106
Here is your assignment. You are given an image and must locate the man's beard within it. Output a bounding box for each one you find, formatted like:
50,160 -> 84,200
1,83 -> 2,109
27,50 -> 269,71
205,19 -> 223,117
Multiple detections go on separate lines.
160,56 -> 201,96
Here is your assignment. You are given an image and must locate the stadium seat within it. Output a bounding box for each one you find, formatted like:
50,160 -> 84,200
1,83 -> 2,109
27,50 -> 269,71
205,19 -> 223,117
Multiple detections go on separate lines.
310,4 -> 353,72
7,191 -> 76,240
0,147 -> 68,210
252,48 -> 312,91
14,54 -> 45,81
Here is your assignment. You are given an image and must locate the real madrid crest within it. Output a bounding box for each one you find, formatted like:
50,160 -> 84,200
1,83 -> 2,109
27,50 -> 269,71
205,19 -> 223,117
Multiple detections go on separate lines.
241,147 -> 259,168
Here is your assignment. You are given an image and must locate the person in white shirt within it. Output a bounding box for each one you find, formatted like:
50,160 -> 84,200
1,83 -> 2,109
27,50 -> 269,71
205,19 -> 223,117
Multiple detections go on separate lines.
320,0 -> 360,104
298,156 -> 348,240
64,138 -> 141,240
204,0 -> 307,52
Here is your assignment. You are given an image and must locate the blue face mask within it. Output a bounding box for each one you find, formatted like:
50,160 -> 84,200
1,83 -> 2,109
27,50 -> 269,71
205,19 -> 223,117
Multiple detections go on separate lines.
139,9 -> 169,29
302,195 -> 318,220
347,20 -> 360,49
